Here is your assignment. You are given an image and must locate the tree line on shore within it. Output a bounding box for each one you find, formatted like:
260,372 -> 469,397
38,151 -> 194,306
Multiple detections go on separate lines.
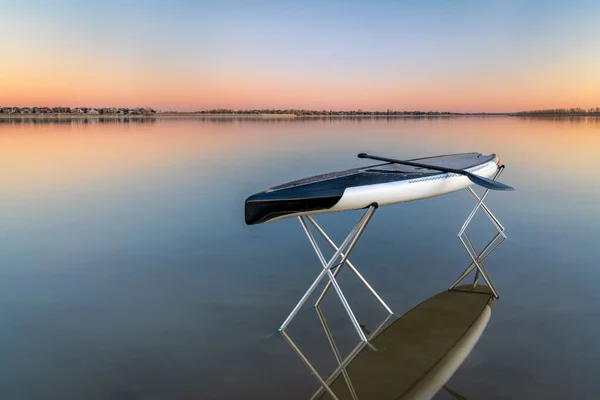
180,109 -> 481,115
186,107 -> 600,116
515,107 -> 600,115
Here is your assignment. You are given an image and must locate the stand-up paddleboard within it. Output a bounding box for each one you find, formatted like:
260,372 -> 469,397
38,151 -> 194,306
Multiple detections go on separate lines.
245,153 -> 506,225
313,285 -> 494,400
247,151 -> 511,359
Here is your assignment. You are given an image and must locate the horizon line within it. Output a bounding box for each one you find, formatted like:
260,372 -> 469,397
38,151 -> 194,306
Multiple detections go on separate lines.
2,106 -> 600,115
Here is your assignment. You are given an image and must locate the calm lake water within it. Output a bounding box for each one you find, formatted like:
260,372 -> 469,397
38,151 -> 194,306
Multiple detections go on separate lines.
0,117 -> 599,399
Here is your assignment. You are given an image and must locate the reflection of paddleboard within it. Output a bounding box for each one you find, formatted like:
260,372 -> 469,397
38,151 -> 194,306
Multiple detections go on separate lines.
316,285 -> 494,400
245,153 -> 500,225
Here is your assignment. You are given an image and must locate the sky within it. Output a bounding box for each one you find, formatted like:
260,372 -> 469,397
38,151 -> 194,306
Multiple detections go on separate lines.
1,0 -> 599,112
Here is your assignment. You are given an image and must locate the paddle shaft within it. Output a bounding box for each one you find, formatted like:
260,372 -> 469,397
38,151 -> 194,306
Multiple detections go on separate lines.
358,153 -> 468,175
358,153 -> 514,191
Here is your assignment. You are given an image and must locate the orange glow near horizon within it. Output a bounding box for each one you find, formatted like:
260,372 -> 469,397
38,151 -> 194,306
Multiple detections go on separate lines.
2,43 -> 600,112
3,68 -> 600,112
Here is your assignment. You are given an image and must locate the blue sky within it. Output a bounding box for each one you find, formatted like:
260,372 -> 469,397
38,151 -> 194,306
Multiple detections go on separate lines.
2,1 -> 599,111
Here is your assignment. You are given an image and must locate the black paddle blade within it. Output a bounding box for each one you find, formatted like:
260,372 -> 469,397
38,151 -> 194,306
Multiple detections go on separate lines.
465,172 -> 514,191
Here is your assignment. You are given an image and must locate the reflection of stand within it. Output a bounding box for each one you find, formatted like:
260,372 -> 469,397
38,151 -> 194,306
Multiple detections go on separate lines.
277,205 -> 394,342
449,166 -> 506,298
282,296 -> 485,400
282,308 -> 393,400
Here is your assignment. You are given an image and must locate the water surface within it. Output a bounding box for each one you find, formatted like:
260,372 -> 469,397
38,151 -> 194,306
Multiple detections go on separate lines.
1,117 -> 599,399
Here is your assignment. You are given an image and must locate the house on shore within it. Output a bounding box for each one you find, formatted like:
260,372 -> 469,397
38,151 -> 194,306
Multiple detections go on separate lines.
32,107 -> 52,114
1,107 -> 21,114
52,107 -> 71,113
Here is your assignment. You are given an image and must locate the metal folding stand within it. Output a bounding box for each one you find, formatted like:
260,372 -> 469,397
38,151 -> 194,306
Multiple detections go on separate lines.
449,166 -> 506,298
277,203 -> 394,343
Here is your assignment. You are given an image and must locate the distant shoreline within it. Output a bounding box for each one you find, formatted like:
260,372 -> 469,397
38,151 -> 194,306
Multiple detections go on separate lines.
0,113 -> 504,119
0,113 -> 599,119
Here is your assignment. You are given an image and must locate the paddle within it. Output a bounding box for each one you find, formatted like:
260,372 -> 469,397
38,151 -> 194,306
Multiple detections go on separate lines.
357,153 -> 514,191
